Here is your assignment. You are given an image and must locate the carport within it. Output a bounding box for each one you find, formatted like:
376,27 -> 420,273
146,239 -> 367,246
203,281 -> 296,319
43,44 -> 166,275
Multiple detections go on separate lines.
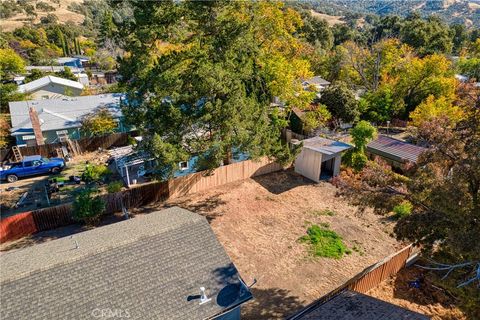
294,137 -> 351,182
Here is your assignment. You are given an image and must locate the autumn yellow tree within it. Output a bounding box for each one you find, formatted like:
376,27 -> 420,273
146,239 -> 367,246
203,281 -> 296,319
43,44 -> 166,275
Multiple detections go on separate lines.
410,95 -> 463,127
80,108 -> 117,137
0,48 -> 25,79
392,54 -> 456,114
0,114 -> 11,148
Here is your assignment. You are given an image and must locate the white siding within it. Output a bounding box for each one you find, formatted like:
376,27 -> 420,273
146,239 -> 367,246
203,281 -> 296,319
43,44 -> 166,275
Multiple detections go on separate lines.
28,83 -> 83,100
294,147 -> 322,183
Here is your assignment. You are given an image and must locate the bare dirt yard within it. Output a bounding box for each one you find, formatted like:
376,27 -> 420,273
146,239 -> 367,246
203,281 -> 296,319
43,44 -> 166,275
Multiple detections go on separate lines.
0,168 -> 414,319
139,170 -> 405,319
368,266 -> 467,320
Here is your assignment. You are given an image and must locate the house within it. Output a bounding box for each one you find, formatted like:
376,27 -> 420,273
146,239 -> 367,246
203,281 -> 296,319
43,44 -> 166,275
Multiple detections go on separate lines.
17,76 -> 84,100
366,135 -> 427,169
288,290 -> 429,320
294,137 -> 352,182
76,73 -> 90,86
9,93 -> 127,146
0,207 -> 253,320
289,107 -> 307,134
13,76 -> 25,85
26,65 -> 84,74
302,76 -> 330,92
109,145 -> 249,187
56,57 -> 85,68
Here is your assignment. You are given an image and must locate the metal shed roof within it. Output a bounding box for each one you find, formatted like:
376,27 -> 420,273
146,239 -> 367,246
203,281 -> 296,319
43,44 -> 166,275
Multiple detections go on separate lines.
300,137 -> 352,156
367,135 -> 426,163
0,207 -> 253,320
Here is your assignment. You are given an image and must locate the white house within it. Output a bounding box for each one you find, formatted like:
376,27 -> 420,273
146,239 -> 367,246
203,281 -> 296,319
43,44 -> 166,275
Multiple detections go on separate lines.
17,76 -> 84,100
302,76 -> 331,92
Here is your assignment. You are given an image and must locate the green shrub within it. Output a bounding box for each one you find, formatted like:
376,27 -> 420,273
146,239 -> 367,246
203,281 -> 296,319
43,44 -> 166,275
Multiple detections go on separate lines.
351,152 -> 368,172
299,224 -> 349,259
72,188 -> 105,225
107,181 -> 123,193
127,135 -> 137,146
393,201 -> 413,219
83,164 -> 111,184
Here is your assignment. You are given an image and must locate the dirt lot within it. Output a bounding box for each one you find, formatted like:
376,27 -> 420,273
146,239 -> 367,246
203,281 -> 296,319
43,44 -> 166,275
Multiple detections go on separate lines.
0,150 -> 116,218
138,170 -> 404,319
368,266 -> 467,320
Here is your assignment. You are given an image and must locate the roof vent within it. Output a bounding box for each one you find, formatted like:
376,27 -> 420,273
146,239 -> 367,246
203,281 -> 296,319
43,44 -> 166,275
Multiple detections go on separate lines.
199,287 -> 211,305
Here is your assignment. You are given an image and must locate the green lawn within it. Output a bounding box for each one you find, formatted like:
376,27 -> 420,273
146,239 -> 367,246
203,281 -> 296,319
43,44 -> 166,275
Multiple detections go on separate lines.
299,224 -> 350,259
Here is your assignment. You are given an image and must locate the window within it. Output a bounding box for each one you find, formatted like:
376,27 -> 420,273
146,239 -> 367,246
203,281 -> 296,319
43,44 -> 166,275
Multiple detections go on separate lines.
179,161 -> 189,171
22,135 -> 36,141
42,95 -> 49,100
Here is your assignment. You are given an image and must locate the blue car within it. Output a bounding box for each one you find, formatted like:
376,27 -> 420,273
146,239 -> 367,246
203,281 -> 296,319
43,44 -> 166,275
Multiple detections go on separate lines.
0,155 -> 66,183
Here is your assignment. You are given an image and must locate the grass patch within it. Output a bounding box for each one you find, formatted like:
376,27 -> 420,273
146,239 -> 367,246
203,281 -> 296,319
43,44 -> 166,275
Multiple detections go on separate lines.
309,209 -> 336,216
299,224 -> 349,259
393,201 -> 412,219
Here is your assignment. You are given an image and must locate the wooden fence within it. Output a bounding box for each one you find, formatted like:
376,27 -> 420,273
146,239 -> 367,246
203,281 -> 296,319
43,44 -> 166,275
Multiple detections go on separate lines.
0,158 -> 283,242
0,212 -> 37,243
288,245 -> 415,320
0,132 -> 131,162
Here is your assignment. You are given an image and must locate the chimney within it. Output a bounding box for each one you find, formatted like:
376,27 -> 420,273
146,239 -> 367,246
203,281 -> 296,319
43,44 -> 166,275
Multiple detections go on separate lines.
29,107 -> 44,146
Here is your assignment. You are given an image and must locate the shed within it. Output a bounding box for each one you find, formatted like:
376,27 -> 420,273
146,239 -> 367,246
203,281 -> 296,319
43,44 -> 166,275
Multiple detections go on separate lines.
367,135 -> 427,168
294,137 -> 352,182
0,207 -> 253,320
289,290 -> 430,320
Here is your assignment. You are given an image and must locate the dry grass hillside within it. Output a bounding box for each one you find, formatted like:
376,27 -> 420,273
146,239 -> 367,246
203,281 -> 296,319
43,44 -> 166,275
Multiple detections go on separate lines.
310,9 -> 345,26
0,0 -> 83,32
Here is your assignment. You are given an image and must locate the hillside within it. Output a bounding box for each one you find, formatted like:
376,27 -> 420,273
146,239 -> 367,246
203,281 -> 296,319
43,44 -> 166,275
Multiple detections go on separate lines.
303,0 -> 480,27
0,0 -> 84,32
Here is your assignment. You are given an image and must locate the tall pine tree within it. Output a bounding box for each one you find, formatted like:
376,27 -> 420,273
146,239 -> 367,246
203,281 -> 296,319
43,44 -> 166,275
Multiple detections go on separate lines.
116,1 -> 314,178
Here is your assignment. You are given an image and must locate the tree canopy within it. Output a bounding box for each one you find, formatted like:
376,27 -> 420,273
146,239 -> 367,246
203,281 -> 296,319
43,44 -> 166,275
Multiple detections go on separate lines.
0,48 -> 25,78
117,1 -> 313,178
80,107 -> 117,137
319,81 -> 359,124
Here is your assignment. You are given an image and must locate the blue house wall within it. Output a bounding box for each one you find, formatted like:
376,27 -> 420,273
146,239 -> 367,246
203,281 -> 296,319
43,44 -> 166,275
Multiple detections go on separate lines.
173,150 -> 249,178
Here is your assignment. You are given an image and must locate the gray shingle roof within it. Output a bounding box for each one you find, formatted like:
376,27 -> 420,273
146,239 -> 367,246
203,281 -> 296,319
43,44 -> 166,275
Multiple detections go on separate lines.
0,207 -> 252,320
367,135 -> 427,163
303,76 -> 330,86
9,93 -> 124,135
291,290 -> 430,320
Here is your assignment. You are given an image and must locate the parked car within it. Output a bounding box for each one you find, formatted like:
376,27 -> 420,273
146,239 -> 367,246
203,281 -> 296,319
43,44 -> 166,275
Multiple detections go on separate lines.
0,155 -> 65,183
